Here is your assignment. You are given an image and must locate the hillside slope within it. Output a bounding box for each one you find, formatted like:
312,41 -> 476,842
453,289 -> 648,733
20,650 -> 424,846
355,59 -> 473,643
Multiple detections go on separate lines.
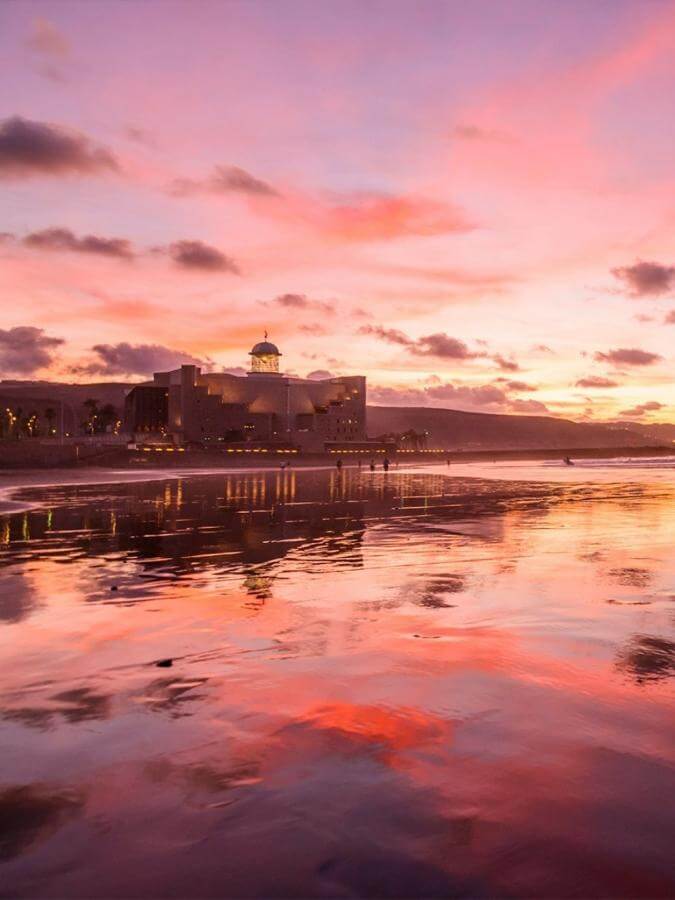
0,380 -> 134,409
367,405 -> 666,450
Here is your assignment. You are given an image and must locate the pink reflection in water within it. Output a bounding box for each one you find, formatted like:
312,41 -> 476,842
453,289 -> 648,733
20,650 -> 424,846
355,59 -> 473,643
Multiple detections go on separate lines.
0,467 -> 674,897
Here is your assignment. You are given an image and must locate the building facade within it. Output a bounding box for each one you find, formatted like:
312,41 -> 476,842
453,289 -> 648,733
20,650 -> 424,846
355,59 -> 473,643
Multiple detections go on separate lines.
125,339 -> 367,450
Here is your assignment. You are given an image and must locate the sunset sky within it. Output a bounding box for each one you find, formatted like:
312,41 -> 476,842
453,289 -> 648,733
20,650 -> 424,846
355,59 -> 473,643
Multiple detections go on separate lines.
1,0 -> 674,422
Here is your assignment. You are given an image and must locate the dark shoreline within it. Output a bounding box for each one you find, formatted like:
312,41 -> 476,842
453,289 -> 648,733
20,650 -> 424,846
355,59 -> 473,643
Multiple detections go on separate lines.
83,443 -> 675,469
1,442 -> 672,471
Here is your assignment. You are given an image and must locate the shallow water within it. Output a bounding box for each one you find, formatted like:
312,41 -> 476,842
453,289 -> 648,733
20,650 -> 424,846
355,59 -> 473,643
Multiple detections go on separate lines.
1,467 -> 674,898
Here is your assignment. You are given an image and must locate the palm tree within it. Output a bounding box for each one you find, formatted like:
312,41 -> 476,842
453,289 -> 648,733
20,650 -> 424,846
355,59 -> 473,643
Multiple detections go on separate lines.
83,398 -> 99,435
24,411 -> 40,437
99,403 -> 118,433
0,407 -> 11,439
45,407 -> 56,437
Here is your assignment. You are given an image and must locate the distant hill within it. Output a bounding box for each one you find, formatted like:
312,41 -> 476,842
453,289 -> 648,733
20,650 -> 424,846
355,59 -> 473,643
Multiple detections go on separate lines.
613,421 -> 675,444
367,405 -> 671,450
0,380 -> 137,434
0,380 -> 135,409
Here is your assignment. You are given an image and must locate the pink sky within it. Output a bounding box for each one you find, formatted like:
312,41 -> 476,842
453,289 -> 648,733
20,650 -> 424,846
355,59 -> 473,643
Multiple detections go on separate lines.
1,0 -> 674,422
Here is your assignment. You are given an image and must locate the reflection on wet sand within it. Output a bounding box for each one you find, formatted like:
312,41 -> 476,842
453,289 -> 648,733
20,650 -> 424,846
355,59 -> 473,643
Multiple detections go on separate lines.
0,785 -> 84,863
616,635 -> 675,684
1,467 -> 674,898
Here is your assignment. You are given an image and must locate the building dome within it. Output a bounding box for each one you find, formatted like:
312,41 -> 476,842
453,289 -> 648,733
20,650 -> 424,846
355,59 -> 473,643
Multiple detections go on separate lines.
248,334 -> 282,375
249,341 -> 281,357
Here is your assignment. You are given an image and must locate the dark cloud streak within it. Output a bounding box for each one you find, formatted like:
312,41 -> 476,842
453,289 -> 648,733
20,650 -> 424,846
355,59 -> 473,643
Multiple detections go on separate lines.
77,342 -> 207,377
575,376 -> 619,388
0,117 -> 119,179
23,227 -> 134,259
168,240 -> 239,273
360,325 -> 519,369
618,401 -> 663,418
0,326 -> 64,375
170,165 -> 278,198
594,348 -> 662,367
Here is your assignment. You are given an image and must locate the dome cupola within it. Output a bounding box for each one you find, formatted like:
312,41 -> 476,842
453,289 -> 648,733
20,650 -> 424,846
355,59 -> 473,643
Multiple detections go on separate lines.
249,332 -> 282,375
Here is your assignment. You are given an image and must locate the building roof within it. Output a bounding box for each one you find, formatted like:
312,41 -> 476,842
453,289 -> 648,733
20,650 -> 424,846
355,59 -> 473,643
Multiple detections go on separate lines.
250,340 -> 281,356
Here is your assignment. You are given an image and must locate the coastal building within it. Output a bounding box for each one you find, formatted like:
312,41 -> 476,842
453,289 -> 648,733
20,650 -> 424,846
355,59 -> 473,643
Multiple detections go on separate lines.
124,337 -> 367,450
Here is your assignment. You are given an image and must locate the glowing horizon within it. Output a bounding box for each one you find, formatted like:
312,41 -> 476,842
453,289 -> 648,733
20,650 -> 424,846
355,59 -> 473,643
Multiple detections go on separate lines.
1,0 -> 674,423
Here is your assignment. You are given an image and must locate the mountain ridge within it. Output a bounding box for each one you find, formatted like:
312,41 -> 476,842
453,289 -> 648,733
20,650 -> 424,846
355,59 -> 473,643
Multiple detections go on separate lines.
367,405 -> 671,450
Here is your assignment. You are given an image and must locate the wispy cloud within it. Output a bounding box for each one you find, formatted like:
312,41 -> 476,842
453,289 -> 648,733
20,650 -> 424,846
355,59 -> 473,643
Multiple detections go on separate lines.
360,325 -> 521,371
359,325 -> 483,360
170,165 -> 278,198
453,124 -> 511,142
25,18 -> 70,58
492,353 -> 520,372
618,401 -> 663,418
268,293 -> 335,313
575,375 -> 619,388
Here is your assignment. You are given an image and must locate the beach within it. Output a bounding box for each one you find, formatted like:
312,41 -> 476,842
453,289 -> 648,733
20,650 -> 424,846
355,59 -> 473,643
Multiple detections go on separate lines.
1,461 -> 674,897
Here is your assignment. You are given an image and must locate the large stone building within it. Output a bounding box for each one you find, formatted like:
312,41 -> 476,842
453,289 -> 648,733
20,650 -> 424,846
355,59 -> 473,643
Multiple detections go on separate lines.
125,338 -> 367,450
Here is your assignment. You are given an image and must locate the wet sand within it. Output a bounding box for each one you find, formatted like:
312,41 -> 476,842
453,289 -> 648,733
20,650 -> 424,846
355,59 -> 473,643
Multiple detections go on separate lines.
0,465 -> 342,514
1,464 -> 674,898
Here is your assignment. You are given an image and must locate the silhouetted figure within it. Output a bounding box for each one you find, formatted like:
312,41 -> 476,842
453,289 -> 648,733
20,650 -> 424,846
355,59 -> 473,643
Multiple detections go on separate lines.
563,456 -> 574,466
336,457 -> 343,471
383,457 -> 390,472
369,459 -> 376,471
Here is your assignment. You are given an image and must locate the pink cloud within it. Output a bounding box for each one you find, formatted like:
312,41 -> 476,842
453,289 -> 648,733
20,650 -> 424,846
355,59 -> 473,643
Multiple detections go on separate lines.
261,190 -> 472,243
575,376 -> 619,389
612,260 -> 675,297
594,347 -> 662,367
618,401 -> 663,418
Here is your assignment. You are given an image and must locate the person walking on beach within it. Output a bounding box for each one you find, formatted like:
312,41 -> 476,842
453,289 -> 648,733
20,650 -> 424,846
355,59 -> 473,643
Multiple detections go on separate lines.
369,458 -> 375,471
336,457 -> 343,471
383,457 -> 390,472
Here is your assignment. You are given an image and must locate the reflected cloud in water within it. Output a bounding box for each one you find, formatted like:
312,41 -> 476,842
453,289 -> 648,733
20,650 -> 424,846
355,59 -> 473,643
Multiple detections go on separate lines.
616,635 -> 675,684
0,784 -> 83,862
0,468 -> 674,897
